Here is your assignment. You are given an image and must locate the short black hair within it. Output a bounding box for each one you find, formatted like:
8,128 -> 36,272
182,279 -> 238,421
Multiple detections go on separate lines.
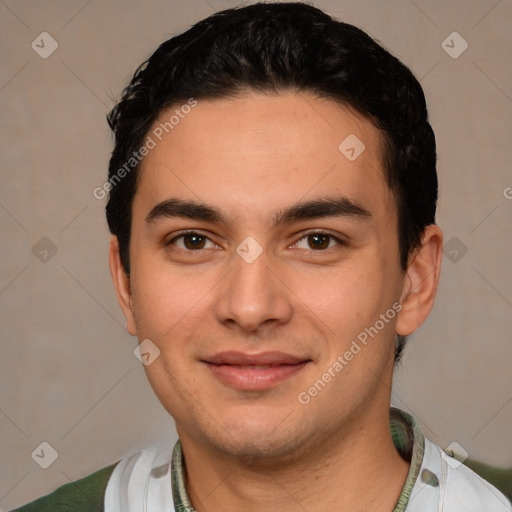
106,1 -> 438,363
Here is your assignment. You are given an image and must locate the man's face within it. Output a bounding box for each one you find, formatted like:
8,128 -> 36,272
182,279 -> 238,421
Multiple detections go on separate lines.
123,92 -> 406,459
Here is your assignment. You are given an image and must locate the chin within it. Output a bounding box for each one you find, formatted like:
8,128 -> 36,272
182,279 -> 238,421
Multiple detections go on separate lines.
204,416 -> 318,466
230,436 -> 315,468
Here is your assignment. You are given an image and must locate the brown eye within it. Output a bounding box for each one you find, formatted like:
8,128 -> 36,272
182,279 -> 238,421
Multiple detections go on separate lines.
294,233 -> 342,251
307,234 -> 331,250
182,234 -> 207,250
169,232 -> 216,250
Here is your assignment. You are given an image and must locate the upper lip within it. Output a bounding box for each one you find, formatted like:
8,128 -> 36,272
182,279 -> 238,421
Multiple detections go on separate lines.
203,351 -> 309,366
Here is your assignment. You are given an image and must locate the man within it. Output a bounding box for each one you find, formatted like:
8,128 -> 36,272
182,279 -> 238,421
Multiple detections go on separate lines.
12,2 -> 511,511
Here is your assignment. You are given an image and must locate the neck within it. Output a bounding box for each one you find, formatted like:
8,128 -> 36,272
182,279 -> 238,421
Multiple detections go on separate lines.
178,407 -> 410,512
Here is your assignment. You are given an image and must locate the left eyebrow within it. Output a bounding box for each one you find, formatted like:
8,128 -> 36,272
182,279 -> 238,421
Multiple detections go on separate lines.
271,197 -> 372,227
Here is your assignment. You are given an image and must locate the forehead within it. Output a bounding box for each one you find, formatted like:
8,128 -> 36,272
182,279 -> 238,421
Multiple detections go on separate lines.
134,92 -> 394,223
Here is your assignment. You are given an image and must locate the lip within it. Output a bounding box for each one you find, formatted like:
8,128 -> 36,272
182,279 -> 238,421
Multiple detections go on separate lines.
201,351 -> 311,391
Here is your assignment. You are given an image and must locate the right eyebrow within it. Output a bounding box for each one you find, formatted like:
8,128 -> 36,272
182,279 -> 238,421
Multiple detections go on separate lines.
145,198 -> 225,224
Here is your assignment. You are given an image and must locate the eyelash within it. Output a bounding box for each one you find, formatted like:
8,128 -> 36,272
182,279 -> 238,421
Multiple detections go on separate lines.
166,230 -> 219,250
293,232 -> 345,251
166,230 -> 346,251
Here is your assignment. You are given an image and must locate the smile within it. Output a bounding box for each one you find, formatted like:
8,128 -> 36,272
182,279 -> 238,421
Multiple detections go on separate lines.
201,351 -> 311,391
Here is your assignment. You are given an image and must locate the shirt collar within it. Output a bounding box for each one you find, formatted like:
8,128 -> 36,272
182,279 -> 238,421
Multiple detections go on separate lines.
170,407 -> 425,512
390,407 -> 426,511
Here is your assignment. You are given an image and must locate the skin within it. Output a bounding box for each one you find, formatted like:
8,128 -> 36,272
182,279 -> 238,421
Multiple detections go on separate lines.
110,91 -> 443,512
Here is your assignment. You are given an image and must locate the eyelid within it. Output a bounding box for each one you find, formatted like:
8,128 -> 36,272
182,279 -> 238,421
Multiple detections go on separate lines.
166,230 -> 219,248
290,230 -> 348,249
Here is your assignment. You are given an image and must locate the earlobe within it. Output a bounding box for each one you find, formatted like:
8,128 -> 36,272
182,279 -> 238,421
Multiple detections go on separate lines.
108,235 -> 138,336
396,225 -> 443,336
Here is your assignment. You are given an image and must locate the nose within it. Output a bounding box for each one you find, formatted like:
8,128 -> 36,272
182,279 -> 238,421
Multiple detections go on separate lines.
214,247 -> 293,333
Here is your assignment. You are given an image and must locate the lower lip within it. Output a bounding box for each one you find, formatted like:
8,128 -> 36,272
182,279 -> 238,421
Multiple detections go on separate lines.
204,362 -> 309,391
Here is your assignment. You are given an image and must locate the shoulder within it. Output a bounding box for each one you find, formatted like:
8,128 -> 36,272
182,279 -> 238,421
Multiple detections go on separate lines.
10,463 -> 118,512
103,443 -> 174,512
442,451 -> 511,511
464,458 -> 512,503
409,438 -> 511,511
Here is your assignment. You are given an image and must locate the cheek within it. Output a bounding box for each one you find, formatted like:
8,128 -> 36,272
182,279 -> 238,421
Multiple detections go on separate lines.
296,255 -> 399,343
130,255 -> 214,340
310,272 -> 367,324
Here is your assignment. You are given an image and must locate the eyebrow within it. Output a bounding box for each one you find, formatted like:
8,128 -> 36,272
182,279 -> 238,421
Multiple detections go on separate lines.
145,198 -> 225,224
271,197 -> 371,226
145,197 -> 372,226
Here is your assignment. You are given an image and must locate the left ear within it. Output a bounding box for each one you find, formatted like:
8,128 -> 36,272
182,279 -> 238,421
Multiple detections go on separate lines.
396,224 -> 443,336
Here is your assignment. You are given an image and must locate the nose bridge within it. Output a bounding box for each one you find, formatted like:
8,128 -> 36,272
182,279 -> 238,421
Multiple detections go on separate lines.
214,244 -> 292,331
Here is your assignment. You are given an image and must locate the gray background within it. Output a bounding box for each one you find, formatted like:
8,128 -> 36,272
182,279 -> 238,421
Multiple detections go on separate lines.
1,0 -> 511,509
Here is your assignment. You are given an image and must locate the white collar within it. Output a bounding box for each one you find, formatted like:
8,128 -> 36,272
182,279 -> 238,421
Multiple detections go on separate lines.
104,437 -> 511,512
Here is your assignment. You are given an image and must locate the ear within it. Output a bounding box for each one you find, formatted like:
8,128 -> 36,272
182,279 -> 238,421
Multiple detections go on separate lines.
109,235 -> 137,336
396,225 -> 443,336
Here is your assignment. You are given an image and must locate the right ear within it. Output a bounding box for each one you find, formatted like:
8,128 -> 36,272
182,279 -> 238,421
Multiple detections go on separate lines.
109,235 -> 137,336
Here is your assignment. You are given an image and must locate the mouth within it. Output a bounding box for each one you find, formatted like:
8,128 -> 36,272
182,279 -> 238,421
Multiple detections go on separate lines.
201,351 -> 311,391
